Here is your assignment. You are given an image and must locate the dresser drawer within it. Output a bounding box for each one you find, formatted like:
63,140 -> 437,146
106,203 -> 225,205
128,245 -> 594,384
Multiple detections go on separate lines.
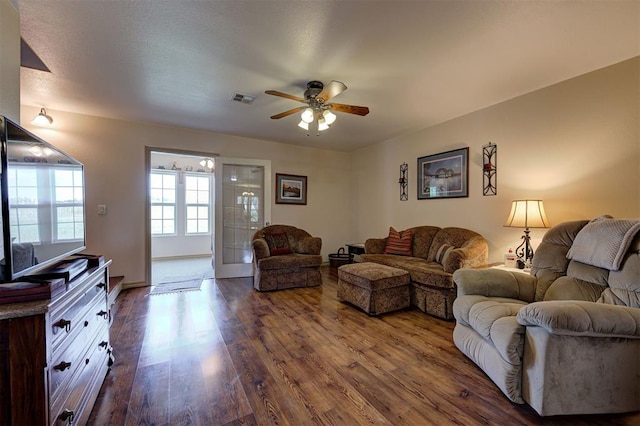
49,272 -> 108,354
49,325 -> 110,426
49,298 -> 109,402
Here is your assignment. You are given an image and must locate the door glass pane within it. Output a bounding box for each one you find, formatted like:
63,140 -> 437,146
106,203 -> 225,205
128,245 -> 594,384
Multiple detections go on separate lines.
222,164 -> 264,265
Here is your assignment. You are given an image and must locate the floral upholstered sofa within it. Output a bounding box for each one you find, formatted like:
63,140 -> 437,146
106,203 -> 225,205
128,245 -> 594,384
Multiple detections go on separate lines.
361,226 -> 488,320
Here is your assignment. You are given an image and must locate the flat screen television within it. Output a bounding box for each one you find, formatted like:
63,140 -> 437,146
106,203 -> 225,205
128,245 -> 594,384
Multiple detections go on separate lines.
0,116 -> 86,282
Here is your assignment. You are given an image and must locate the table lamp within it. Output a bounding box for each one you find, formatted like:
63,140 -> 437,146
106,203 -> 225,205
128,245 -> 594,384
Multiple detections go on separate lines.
504,200 -> 550,266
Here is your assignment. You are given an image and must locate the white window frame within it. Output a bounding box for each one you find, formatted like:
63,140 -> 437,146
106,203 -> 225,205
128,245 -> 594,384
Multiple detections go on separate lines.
150,171 -> 177,236
52,168 -> 84,241
184,173 -> 211,235
7,166 -> 41,244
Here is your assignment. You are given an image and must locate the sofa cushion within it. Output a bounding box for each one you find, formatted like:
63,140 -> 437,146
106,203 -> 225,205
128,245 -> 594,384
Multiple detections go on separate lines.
566,259 -> 609,287
359,254 -> 454,289
468,299 -> 527,340
454,295 -> 527,365
411,226 -> 442,259
257,253 -> 322,270
384,227 -> 413,256
263,232 -> 293,255
543,276 -> 606,302
599,233 -> 640,308
409,263 -> 453,289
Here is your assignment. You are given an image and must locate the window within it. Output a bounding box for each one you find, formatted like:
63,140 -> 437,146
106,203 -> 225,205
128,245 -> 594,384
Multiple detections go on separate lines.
185,174 -> 210,234
8,167 -> 40,243
150,172 -> 176,235
54,169 -> 84,241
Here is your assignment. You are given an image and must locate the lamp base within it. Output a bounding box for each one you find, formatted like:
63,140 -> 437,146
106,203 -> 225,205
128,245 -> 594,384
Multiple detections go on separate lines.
514,228 -> 534,267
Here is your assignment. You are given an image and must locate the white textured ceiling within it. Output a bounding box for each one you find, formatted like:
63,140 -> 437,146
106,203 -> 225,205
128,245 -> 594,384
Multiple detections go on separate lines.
18,1 -> 640,152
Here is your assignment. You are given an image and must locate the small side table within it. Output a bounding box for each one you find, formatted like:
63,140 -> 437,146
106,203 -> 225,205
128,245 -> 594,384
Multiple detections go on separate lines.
491,264 -> 531,274
346,243 -> 365,256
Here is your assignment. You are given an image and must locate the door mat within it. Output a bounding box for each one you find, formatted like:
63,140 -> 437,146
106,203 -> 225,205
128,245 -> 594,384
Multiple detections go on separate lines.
150,276 -> 203,295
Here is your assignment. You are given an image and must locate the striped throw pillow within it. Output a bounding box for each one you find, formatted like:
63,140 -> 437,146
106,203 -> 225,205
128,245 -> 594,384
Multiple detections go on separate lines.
384,227 -> 413,256
435,243 -> 454,266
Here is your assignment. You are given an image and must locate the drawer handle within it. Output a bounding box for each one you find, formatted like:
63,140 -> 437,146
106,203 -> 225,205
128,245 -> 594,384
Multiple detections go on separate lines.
53,361 -> 72,371
99,341 -> 108,350
54,319 -> 72,333
96,282 -> 106,290
84,320 -> 89,327
58,408 -> 75,424
97,310 -> 108,319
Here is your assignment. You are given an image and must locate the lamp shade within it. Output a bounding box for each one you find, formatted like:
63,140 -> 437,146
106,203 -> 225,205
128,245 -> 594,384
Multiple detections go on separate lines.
322,110 -> 336,125
317,117 -> 329,131
300,108 -> 314,124
504,200 -> 550,228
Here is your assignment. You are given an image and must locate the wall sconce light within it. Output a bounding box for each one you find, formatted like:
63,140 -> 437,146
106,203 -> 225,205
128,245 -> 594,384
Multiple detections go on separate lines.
399,162 -> 408,201
31,108 -> 54,127
504,199 -> 550,266
483,142 -> 497,196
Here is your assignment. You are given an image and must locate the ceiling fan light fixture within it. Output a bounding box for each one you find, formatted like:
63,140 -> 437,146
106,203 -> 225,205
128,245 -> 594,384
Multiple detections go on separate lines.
317,117 -> 329,131
300,108 -> 314,123
298,120 -> 309,130
322,110 -> 336,125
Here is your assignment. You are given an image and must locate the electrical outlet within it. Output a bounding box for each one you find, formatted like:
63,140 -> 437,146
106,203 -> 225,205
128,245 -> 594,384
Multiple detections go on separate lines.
98,205 -> 107,215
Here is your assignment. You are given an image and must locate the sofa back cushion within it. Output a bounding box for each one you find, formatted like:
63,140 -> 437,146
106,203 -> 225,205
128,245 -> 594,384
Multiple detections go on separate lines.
531,220 -> 588,301
253,224 -> 312,254
263,232 -> 293,256
427,227 -> 484,261
409,226 -> 441,259
598,233 -> 640,308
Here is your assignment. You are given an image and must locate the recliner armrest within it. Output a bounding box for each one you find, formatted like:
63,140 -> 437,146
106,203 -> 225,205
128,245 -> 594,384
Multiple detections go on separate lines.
252,238 -> 270,260
517,300 -> 640,338
298,236 -> 322,255
453,268 -> 537,302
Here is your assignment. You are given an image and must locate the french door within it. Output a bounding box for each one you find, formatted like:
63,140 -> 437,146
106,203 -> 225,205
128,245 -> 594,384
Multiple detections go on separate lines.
214,157 -> 271,278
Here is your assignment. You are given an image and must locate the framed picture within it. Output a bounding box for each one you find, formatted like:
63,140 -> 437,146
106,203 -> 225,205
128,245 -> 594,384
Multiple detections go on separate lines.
417,147 -> 469,200
275,173 -> 307,205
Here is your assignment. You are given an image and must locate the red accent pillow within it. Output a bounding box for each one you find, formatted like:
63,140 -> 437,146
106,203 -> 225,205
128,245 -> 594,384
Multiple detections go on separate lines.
384,227 -> 413,256
264,232 -> 293,256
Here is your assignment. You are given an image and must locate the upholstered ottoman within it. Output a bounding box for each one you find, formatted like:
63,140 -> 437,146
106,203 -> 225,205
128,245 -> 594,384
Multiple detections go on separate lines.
337,262 -> 411,315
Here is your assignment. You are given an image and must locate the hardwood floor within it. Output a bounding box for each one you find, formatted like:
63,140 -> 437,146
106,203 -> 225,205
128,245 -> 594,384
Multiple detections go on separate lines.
89,268 -> 639,425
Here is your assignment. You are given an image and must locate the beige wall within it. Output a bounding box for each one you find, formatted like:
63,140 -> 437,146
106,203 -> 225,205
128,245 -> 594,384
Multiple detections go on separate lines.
15,51 -> 639,279
0,0 -> 20,121
351,57 -> 640,263
19,110 -> 352,284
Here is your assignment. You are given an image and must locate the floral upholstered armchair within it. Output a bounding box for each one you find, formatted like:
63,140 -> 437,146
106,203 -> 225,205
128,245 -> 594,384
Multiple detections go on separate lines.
252,224 -> 322,291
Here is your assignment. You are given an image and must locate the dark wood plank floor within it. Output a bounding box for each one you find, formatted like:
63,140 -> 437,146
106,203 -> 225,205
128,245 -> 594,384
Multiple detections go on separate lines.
89,268 -> 640,425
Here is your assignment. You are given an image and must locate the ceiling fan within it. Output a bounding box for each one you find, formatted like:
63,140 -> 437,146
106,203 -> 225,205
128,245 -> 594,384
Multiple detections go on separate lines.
265,80 -> 369,132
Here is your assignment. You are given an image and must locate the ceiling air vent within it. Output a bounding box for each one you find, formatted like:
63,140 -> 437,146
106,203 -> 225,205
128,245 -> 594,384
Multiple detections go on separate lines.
231,93 -> 255,104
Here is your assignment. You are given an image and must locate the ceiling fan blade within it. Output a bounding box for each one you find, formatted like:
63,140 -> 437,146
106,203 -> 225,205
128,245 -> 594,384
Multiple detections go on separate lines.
270,106 -> 305,119
317,80 -> 347,102
265,90 -> 305,103
329,103 -> 370,116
